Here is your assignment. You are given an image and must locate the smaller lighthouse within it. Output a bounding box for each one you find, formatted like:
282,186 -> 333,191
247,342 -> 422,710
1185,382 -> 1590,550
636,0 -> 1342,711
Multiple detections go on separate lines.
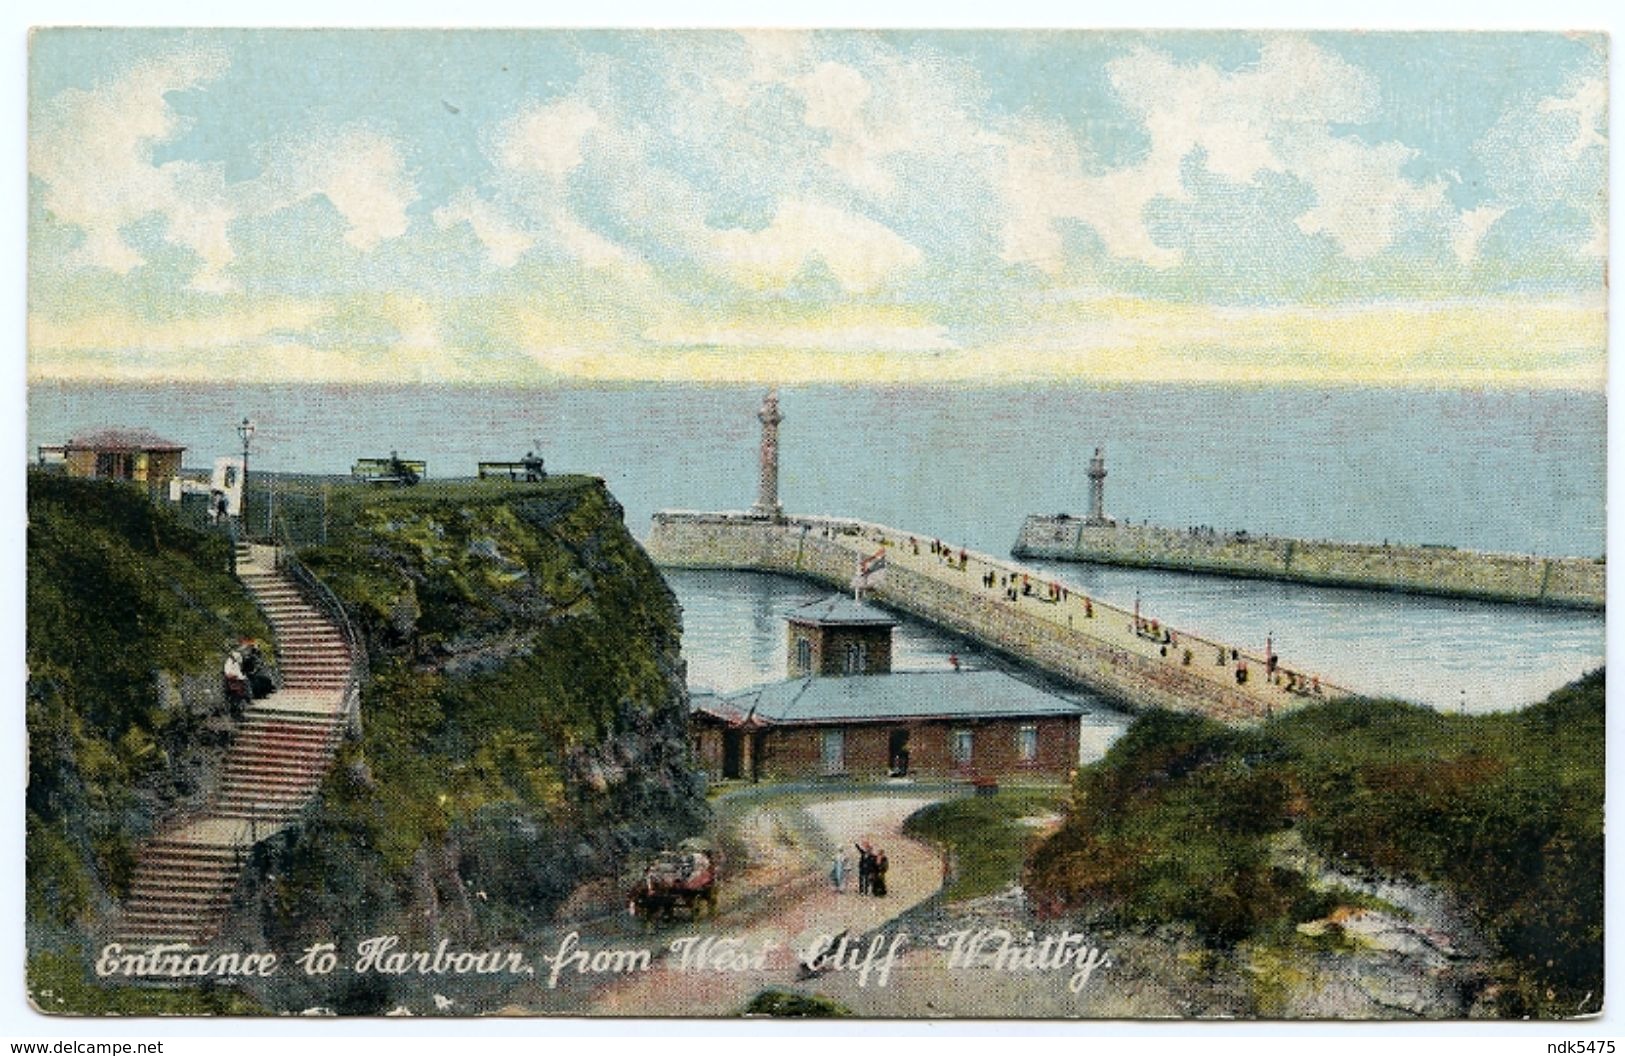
1086,446 -> 1111,526
751,389 -> 784,520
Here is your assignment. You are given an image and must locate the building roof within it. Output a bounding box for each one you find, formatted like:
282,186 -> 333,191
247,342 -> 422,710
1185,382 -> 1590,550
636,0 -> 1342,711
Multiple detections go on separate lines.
695,669 -> 1082,726
785,594 -> 899,628
689,692 -> 763,727
64,428 -> 186,453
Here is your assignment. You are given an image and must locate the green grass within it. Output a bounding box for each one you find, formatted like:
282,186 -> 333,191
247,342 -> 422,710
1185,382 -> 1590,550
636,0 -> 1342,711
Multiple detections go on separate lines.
1025,671 -> 1604,1018
904,785 -> 1068,901
27,472 -> 273,945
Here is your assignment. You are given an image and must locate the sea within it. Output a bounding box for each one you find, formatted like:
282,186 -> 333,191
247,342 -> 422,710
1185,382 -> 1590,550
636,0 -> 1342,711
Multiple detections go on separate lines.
28,381 -> 1605,730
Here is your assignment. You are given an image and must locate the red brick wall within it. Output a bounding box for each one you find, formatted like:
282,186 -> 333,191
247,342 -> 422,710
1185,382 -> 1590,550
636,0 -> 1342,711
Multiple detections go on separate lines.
754,717 -> 1078,781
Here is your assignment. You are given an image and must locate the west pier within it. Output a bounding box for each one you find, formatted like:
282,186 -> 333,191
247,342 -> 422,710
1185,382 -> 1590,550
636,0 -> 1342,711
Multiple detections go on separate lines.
648,391 -> 1350,725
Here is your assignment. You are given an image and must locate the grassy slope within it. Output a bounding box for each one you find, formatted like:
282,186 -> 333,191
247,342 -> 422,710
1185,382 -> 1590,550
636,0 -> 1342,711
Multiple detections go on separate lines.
26,472 -> 273,1010
903,785 -> 1069,901
1025,672 -> 1604,1018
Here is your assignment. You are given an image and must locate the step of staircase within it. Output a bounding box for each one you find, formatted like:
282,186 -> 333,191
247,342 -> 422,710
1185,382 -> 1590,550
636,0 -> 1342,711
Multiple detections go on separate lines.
112,545 -> 359,953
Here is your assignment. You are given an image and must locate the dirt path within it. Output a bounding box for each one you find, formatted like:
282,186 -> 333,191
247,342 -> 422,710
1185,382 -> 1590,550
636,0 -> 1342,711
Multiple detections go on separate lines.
580,793 -> 945,1016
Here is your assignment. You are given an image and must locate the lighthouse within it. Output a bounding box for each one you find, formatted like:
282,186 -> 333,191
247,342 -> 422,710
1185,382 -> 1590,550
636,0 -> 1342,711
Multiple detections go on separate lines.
1086,446 -> 1110,525
751,389 -> 784,520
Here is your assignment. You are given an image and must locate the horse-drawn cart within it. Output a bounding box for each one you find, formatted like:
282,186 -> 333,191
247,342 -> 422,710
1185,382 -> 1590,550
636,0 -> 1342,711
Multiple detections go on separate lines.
627,845 -> 718,922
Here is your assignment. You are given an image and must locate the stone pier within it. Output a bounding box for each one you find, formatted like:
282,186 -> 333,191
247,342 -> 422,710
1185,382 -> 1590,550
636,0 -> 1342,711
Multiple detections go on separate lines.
1014,516 -> 1605,611
648,510 -> 1352,725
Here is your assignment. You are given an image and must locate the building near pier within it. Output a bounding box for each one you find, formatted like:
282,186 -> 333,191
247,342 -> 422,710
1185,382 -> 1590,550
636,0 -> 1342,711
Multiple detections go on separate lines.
690,594 -> 1082,782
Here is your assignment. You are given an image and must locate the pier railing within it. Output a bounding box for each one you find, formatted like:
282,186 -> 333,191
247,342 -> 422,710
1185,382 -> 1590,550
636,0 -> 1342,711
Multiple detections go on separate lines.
273,524 -> 368,740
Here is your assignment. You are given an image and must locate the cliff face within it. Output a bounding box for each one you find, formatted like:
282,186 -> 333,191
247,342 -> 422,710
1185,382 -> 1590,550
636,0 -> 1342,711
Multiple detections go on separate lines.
26,473 -> 273,1010
233,477 -> 706,1011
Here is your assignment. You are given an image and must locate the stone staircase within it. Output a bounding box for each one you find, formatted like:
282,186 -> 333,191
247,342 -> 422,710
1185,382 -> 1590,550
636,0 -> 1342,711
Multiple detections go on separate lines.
109,542 -> 357,950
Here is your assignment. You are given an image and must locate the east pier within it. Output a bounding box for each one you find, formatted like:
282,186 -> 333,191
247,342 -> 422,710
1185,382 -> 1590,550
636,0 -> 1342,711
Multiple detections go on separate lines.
1013,516 -> 1604,611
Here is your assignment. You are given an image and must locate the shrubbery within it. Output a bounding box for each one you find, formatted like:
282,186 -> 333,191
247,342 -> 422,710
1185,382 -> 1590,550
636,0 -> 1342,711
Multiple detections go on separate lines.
1026,672 -> 1604,1016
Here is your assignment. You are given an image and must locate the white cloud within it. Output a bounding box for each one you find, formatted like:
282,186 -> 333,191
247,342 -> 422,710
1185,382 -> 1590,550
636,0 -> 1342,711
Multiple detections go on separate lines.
31,45 -> 237,289
550,208 -> 650,279
447,95 -> 651,277
433,190 -> 536,267
702,198 -> 922,292
787,51 -> 1003,201
1000,38 -> 1452,270
32,46 -> 425,293
282,129 -> 418,251
795,61 -> 890,193
1287,131 -> 1447,260
1451,204 -> 1508,264
497,99 -> 600,178
1541,75 -> 1608,160
1477,71 -> 1607,259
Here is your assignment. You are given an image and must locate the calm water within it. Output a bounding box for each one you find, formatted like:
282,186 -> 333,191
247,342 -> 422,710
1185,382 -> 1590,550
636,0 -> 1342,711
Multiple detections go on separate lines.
666,568 -> 1130,764
29,381 -> 1605,712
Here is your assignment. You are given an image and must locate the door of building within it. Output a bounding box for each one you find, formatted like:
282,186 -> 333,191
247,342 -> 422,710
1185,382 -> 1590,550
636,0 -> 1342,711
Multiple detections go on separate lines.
888,728 -> 910,776
722,730 -> 743,779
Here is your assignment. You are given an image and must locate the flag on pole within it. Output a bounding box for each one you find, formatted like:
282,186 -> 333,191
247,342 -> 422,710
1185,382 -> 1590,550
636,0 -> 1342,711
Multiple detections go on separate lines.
851,548 -> 887,593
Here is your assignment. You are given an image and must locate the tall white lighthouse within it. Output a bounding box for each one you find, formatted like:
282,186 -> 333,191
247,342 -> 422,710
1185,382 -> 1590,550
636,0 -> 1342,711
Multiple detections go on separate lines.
751,388 -> 784,520
1086,446 -> 1110,525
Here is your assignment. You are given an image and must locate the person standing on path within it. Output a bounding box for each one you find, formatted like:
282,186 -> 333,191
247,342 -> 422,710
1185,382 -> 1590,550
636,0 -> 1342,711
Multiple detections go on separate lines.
830,851 -> 848,893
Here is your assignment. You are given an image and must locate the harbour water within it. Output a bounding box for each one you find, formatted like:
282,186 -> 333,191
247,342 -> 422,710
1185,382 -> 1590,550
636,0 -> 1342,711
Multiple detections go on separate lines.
665,567 -> 1131,763
28,380 -> 1604,713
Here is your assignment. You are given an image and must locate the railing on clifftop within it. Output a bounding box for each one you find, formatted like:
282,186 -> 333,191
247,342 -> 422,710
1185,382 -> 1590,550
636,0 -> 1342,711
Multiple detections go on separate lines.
273,523 -> 368,740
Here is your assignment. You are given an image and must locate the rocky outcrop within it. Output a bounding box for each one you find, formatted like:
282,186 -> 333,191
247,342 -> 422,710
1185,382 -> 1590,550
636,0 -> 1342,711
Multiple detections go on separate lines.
227,477 -> 706,1012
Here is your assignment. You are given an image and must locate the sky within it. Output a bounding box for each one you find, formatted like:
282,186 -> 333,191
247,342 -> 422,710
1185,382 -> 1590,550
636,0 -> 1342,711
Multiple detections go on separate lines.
26,29 -> 1609,387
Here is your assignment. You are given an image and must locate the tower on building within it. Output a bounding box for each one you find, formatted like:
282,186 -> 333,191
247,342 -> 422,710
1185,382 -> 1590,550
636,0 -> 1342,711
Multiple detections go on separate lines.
751,388 -> 784,519
785,595 -> 897,678
1086,446 -> 1112,526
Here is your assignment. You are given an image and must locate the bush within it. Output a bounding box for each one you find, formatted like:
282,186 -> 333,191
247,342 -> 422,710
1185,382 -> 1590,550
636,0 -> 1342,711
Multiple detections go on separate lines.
1026,672 -> 1604,1015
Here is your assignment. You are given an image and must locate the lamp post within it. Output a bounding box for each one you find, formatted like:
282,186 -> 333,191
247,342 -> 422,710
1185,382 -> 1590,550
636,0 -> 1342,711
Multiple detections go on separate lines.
237,417 -> 255,526
237,417 -> 255,480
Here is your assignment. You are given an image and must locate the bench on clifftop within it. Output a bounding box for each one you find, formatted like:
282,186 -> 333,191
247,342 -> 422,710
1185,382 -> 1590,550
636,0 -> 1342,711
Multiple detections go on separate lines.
478,458 -> 546,482
352,457 -> 426,486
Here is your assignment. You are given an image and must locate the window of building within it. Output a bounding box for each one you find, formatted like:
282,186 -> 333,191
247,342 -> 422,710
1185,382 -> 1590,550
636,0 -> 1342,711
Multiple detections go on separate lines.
843,641 -> 868,674
951,728 -> 973,765
1017,724 -> 1039,762
822,729 -> 846,774
95,452 -> 133,479
795,637 -> 812,673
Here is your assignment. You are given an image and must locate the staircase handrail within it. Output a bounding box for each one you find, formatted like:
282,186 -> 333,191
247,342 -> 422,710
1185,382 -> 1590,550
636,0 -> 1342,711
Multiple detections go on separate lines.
271,525 -> 367,740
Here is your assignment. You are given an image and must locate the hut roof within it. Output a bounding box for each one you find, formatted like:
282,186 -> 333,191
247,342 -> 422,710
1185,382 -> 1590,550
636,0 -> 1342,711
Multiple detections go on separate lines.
65,428 -> 186,453
784,594 -> 898,628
